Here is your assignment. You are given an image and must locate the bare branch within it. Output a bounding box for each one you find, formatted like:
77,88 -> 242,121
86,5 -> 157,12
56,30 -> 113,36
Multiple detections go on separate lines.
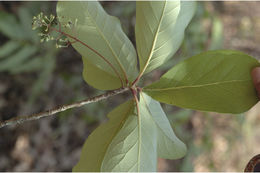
0,87 -> 129,129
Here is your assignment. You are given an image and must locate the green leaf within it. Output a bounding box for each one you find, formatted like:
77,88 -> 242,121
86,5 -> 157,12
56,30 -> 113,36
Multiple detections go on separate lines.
209,17 -> 223,50
0,45 -> 38,72
144,50 -> 260,114
73,99 -> 135,172
0,11 -> 25,39
140,92 -> 187,159
101,100 -> 157,172
0,41 -> 20,58
101,92 -> 186,172
18,7 -> 38,42
27,53 -> 55,105
135,1 -> 196,74
57,1 -> 138,86
10,56 -> 43,74
82,57 -> 121,90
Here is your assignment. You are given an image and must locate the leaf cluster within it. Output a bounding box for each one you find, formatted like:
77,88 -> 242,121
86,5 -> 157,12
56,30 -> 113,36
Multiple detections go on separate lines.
54,1 -> 259,172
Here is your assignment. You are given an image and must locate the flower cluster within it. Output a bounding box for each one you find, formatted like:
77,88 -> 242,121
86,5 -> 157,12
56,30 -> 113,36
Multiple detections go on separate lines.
32,12 -> 57,42
32,12 -> 71,48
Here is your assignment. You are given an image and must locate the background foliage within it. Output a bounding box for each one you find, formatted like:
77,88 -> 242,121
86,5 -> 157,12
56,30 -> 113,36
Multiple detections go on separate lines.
0,1 -> 260,171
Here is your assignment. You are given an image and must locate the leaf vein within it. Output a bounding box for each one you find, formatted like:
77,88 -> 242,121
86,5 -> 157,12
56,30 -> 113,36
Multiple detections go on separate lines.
146,79 -> 251,91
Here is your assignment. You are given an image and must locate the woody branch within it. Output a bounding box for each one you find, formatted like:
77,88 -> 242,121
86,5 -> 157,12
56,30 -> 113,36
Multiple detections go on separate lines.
0,87 -> 129,129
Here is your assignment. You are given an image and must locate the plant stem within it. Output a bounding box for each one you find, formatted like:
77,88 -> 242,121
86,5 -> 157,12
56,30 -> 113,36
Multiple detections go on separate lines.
50,26 -> 126,87
132,89 -> 140,116
0,87 -> 129,129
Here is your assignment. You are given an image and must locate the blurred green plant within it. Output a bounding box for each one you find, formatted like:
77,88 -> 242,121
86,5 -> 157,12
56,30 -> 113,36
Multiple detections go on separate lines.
0,3 -> 58,105
183,2 -> 223,56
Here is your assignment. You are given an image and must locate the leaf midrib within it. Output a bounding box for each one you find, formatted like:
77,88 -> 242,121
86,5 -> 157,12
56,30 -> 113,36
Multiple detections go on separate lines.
139,1 -> 167,74
81,1 -> 127,81
145,79 -> 251,91
100,101 -> 134,171
137,99 -> 141,172
140,93 -> 174,143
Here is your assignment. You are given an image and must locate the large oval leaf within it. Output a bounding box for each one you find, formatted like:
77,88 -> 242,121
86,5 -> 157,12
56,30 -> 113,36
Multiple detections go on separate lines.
135,1 -> 196,75
101,92 -> 187,172
144,50 -> 260,114
57,1 -> 138,87
82,57 -> 121,90
101,101 -> 158,172
140,92 -> 187,159
73,99 -> 135,172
